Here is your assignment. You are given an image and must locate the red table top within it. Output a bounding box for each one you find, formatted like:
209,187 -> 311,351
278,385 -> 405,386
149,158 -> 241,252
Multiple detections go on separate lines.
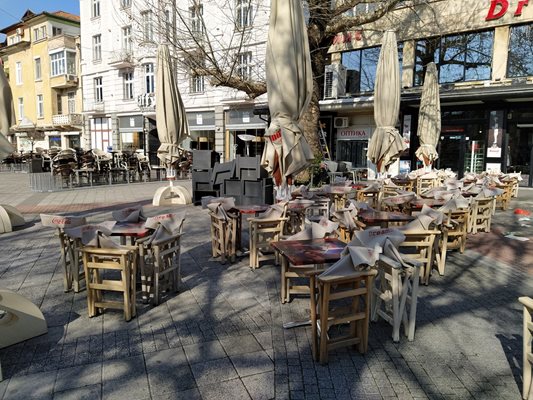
409,198 -> 446,209
358,211 -> 415,224
270,238 -> 345,266
110,222 -> 151,238
233,205 -> 270,215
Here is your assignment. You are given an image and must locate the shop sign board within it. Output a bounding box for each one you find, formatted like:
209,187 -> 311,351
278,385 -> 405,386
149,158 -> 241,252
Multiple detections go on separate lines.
337,126 -> 371,140
486,0 -> 530,21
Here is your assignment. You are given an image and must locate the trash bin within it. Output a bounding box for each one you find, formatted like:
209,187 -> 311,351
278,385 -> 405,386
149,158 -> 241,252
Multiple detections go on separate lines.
29,159 -> 43,173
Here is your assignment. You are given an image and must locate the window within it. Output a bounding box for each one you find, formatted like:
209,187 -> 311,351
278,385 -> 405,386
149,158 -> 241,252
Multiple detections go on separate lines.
33,27 -> 44,41
94,77 -> 103,102
15,62 -> 22,85
36,95 -> 44,118
34,57 -> 41,80
190,4 -> 203,33
92,0 -> 100,18
414,30 -> 494,85
68,92 -> 76,114
121,0 -> 131,8
341,47 -> 381,92
123,71 -> 134,100
191,74 -> 205,93
93,35 -> 102,61
17,97 -> 24,120
57,94 -> 63,114
142,11 -> 154,42
41,26 -> 46,38
508,23 -> 533,78
50,51 -> 75,76
8,35 -> 21,45
236,0 -> 252,29
122,26 -> 132,51
144,63 -> 155,93
52,27 -> 62,36
236,51 -> 252,80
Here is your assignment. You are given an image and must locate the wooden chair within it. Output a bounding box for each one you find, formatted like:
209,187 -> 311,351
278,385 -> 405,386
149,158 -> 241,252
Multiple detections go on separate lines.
81,246 -> 138,321
398,229 -> 440,285
495,182 -> 514,211
356,189 -> 380,210
309,269 -> 377,364
469,197 -> 494,234
519,296 -> 533,400
249,216 -> 288,269
436,209 -> 469,276
40,214 -> 86,293
305,198 -> 330,222
138,233 -> 183,306
208,209 -> 239,264
416,176 -> 438,195
372,254 -> 421,342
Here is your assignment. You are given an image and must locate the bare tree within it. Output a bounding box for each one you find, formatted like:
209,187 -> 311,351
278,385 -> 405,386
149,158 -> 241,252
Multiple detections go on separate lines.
128,0 -> 408,159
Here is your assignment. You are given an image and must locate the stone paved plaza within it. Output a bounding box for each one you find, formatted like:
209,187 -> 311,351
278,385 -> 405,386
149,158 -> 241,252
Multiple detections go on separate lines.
0,172 -> 532,399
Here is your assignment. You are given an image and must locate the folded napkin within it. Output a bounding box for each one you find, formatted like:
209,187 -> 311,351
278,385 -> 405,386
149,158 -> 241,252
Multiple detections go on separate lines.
438,196 -> 470,212
476,186 -> 504,198
288,199 -> 315,210
207,202 -> 233,220
286,218 -> 339,240
331,202 -> 358,230
40,214 -> 86,229
382,192 -> 416,206
319,246 -> 379,279
349,226 -> 406,249
143,212 -> 186,245
256,201 -> 288,220
112,206 -> 146,223
64,224 -> 120,248
204,197 -> 236,210
400,214 -> 435,231
419,204 -> 444,225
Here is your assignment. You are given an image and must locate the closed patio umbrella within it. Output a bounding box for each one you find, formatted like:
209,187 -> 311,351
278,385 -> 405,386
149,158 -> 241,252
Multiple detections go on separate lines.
261,0 -> 314,190
156,44 -> 189,169
367,31 -> 405,174
415,62 -> 440,168
0,62 -> 16,161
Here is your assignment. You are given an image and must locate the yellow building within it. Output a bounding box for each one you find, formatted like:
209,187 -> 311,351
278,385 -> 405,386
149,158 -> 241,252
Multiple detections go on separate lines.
0,9 -> 82,153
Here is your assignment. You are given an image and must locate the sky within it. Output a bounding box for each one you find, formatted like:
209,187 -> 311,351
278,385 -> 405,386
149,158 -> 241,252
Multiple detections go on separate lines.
0,0 -> 80,37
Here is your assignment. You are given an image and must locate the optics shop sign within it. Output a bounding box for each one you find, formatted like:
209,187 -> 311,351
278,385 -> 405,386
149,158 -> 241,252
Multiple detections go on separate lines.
338,126 -> 371,140
486,0 -> 529,20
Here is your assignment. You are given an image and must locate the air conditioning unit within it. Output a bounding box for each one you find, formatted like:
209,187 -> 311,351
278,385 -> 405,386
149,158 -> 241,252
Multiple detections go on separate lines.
67,75 -> 78,82
15,28 -> 22,35
334,117 -> 349,129
324,64 -> 347,99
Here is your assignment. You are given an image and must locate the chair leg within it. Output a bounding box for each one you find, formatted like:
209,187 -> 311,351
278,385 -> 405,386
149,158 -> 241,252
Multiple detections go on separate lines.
319,283 -> 330,365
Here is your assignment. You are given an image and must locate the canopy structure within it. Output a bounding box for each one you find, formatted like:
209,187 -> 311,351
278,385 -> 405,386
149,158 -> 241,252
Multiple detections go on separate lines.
367,31 -> 406,174
155,44 -> 190,169
261,0 -> 314,190
415,62 -> 441,167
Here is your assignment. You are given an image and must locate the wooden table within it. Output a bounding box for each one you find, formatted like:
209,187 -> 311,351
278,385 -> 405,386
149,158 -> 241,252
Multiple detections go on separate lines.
409,198 -> 446,212
271,238 -> 346,328
231,205 -> 270,251
110,221 -> 151,244
358,210 -> 414,228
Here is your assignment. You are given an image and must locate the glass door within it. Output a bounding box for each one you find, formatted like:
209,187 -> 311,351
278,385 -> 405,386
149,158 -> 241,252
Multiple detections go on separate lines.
437,134 -> 467,178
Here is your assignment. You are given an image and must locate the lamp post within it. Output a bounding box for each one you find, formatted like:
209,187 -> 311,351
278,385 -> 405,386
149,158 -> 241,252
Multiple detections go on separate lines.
29,136 -> 34,159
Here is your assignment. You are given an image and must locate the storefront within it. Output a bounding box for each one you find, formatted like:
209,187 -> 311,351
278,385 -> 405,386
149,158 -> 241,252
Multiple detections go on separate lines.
320,0 -> 533,185
118,115 -> 144,152
224,108 -> 267,160
187,111 -> 216,150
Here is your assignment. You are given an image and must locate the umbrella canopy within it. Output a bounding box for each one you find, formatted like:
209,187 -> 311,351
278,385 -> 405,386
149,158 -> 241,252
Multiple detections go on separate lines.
0,63 -> 16,161
415,62 -> 440,166
261,0 -> 314,187
156,44 -> 189,168
367,31 -> 405,173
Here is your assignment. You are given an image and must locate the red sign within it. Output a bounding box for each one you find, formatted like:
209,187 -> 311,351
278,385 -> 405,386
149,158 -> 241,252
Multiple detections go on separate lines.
486,0 -> 529,21
332,30 -> 363,45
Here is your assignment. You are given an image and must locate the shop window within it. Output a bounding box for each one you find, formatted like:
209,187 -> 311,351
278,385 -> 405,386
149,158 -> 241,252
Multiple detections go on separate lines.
342,44 -> 402,93
414,30 -> 493,86
508,23 -> 533,78
49,136 -> 61,148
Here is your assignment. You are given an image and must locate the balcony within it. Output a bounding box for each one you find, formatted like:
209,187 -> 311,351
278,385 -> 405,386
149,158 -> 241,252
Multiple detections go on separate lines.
83,101 -> 105,114
50,74 -> 78,89
52,113 -> 83,128
138,93 -> 156,111
48,34 -> 77,52
108,49 -> 135,69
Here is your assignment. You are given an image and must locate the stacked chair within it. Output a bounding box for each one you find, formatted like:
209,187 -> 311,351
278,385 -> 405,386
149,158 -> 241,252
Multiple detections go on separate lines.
207,198 -> 239,264
249,202 -> 288,269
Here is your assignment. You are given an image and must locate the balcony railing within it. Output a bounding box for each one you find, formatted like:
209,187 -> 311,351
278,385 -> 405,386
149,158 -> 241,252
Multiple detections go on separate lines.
108,49 -> 135,68
52,113 -> 83,126
83,101 -> 105,114
50,74 -> 78,89
138,93 -> 155,111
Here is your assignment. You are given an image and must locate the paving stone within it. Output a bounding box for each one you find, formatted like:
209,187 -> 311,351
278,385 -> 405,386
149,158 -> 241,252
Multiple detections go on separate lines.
102,355 -> 149,400
144,347 -> 196,395
241,371 -> 275,400
52,384 -> 102,400
219,334 -> 262,356
190,357 -> 238,386
3,370 -> 56,399
230,350 -> 274,377
197,378 -> 251,400
54,362 -> 102,392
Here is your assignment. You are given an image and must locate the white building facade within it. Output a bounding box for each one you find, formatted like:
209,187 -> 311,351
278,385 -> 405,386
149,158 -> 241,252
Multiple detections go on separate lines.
79,0 -> 269,164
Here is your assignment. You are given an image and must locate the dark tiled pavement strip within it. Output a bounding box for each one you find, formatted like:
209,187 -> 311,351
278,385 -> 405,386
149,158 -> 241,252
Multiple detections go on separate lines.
0,171 -> 532,399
